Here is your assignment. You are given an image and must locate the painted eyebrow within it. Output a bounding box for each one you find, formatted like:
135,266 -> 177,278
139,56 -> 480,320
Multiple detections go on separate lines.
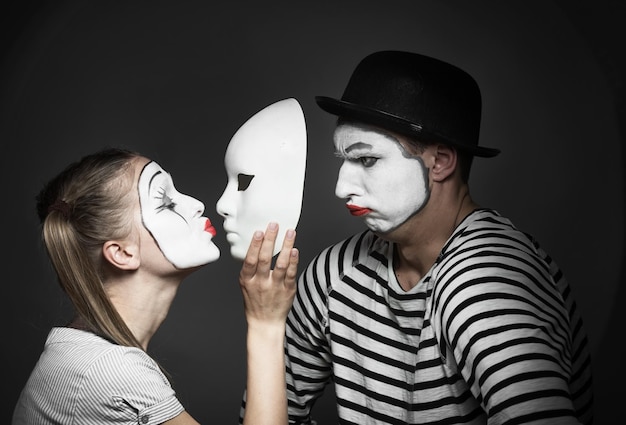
342,130 -> 400,153
344,142 -> 373,153
148,170 -> 162,191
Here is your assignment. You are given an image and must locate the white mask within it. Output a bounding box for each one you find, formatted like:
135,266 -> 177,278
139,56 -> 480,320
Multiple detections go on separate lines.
138,161 -> 220,268
216,98 -> 307,260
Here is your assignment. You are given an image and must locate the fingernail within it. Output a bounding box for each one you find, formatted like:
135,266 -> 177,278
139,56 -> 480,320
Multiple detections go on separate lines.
268,222 -> 278,230
286,229 -> 295,239
253,231 -> 263,240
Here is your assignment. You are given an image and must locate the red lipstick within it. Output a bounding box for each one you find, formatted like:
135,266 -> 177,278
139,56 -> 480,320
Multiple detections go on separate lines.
204,218 -> 217,236
346,204 -> 372,216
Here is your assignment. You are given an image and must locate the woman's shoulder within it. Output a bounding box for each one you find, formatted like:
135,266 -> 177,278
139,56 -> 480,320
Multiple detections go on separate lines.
18,327 -> 182,423
43,327 -> 161,381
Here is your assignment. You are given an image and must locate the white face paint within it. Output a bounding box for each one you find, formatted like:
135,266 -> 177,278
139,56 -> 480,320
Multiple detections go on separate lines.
138,161 -> 220,269
216,98 -> 307,260
333,123 -> 430,233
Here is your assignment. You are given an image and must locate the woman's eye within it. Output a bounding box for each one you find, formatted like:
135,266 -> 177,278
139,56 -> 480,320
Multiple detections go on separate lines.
238,173 -> 255,191
156,189 -> 177,212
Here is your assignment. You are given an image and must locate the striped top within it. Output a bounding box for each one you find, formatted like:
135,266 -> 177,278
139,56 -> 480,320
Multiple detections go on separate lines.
13,327 -> 184,425
283,209 -> 593,424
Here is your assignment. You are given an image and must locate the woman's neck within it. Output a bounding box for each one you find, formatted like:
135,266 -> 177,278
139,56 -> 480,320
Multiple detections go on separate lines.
106,274 -> 182,350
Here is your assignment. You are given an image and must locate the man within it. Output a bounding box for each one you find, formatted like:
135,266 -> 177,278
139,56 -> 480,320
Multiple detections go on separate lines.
282,51 -> 593,424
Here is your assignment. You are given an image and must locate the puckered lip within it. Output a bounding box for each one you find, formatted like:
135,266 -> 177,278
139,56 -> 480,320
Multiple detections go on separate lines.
346,204 -> 372,217
204,218 -> 217,236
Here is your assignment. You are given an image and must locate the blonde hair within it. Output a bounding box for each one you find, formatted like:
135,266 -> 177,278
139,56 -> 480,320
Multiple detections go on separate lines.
36,147 -> 144,350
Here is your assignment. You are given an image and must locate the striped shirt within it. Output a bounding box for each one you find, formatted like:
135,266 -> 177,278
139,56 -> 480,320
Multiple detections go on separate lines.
283,209 -> 593,424
13,327 -> 184,425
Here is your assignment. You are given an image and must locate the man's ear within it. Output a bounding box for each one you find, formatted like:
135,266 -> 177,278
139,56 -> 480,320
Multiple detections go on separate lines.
102,240 -> 140,271
431,144 -> 457,182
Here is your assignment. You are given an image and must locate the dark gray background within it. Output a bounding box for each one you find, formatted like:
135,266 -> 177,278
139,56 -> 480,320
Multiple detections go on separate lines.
2,1 -> 624,423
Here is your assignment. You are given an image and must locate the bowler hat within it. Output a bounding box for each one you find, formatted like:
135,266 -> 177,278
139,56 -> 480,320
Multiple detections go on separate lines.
316,50 -> 500,157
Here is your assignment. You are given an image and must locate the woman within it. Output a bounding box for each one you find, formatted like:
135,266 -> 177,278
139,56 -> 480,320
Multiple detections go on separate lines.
13,147 -> 296,425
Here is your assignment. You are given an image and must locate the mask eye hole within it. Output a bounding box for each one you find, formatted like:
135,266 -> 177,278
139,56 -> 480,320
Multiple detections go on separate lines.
238,173 -> 254,191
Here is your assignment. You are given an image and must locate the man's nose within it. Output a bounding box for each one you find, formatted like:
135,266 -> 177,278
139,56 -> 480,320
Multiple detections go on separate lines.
334,162 -> 358,199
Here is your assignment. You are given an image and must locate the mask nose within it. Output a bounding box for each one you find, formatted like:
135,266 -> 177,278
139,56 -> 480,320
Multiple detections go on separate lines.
216,183 -> 235,218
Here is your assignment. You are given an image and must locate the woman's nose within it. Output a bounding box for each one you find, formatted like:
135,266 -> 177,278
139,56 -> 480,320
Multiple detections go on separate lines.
187,195 -> 205,217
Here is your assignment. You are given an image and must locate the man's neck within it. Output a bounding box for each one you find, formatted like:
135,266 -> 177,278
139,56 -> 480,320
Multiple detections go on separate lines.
387,186 -> 478,291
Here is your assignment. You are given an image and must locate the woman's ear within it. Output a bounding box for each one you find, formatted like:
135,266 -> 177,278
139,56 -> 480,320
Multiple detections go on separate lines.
431,144 -> 458,182
102,240 -> 140,271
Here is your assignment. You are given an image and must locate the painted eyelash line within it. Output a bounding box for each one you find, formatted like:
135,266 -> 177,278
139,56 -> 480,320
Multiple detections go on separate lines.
152,186 -> 188,223
154,187 -> 176,213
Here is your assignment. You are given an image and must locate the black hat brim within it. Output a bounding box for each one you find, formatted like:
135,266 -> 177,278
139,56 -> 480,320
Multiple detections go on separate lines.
316,96 -> 500,158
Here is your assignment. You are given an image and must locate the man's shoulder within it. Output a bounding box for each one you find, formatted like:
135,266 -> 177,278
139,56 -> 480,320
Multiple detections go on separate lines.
454,208 -> 531,245
436,208 -> 550,276
312,230 -> 380,260
302,230 -> 383,278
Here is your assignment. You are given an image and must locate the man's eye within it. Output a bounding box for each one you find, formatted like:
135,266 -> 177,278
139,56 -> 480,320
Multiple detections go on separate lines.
359,157 -> 378,167
238,173 -> 255,191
